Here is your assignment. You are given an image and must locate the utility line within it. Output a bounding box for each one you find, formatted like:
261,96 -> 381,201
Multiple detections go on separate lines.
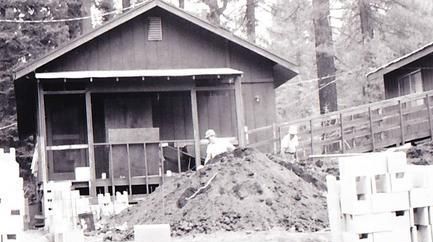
0,1 -> 148,23
283,68 -> 364,87
0,123 -> 17,131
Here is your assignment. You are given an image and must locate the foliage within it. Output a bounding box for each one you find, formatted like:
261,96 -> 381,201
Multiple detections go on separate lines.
0,0 -> 82,154
269,0 -> 433,121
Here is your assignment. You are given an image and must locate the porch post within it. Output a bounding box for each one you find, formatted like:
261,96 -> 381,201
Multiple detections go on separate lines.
234,76 -> 246,147
191,88 -> 201,169
85,91 -> 97,198
37,80 -> 48,183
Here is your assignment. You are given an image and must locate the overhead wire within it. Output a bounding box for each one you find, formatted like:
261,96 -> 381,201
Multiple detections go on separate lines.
0,0 -> 149,23
0,123 -> 17,131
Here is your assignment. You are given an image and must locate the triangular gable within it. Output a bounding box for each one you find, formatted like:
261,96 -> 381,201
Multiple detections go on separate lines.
13,0 -> 297,81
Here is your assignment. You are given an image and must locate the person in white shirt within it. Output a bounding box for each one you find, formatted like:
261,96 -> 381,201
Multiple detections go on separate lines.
280,125 -> 299,161
204,129 -> 235,165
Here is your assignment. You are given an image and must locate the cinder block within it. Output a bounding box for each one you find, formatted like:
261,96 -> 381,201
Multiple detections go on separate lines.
410,188 -> 433,208
371,192 -> 410,213
371,174 -> 391,193
416,225 -> 432,242
408,165 -> 433,188
414,207 -> 430,226
0,233 -> 20,242
343,213 -> 393,234
341,232 -> 373,242
428,207 -> 433,225
134,224 -> 171,242
326,176 -> 343,242
340,176 -> 372,215
75,198 -> 90,215
411,226 -> 419,242
339,154 -> 388,177
75,167 -> 90,181
386,152 -> 407,173
373,228 -> 411,242
392,210 -> 411,229
54,230 -> 85,242
390,171 -> 411,192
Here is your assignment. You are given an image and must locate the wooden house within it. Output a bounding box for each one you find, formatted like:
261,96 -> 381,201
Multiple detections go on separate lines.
13,0 -> 297,198
368,43 -> 433,99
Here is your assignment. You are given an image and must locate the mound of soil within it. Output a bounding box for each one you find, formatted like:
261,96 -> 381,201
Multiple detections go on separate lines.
266,154 -> 338,191
407,140 -> 433,165
102,148 -> 328,240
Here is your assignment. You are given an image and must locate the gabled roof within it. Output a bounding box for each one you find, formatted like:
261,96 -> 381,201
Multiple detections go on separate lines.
367,41 -> 433,78
13,0 -> 297,80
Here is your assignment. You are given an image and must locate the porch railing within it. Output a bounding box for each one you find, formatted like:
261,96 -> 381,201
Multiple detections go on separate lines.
93,139 -> 196,195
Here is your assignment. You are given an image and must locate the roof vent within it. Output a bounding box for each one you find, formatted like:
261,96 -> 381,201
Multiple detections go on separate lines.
148,17 -> 162,41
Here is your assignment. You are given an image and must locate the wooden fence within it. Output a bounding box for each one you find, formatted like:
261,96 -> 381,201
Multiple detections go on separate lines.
246,90 -> 433,160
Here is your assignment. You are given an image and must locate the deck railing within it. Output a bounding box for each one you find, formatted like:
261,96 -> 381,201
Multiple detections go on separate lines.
92,139 -> 196,194
246,90 -> 433,159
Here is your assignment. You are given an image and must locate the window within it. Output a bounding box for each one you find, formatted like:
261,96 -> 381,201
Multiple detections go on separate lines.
397,69 -> 423,106
397,70 -> 423,96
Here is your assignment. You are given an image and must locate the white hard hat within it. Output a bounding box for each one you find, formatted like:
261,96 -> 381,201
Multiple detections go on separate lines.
288,125 -> 297,135
205,129 -> 216,138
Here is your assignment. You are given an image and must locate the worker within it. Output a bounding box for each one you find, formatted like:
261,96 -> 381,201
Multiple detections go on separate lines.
280,125 -> 299,162
204,129 -> 235,165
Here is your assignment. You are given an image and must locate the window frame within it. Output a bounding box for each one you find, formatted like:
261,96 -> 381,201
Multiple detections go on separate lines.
397,69 -> 423,96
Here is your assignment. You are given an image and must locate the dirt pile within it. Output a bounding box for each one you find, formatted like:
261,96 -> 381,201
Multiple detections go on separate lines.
266,154 -> 338,191
407,140 -> 433,165
102,148 -> 328,239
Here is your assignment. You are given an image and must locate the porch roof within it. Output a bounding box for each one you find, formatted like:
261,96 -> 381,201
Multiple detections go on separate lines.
35,68 -> 243,80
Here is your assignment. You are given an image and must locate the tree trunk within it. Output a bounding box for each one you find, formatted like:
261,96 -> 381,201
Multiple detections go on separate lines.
358,0 -> 373,43
202,0 -> 228,25
245,0 -> 256,43
312,0 -> 338,114
81,0 -> 93,34
179,0 -> 185,9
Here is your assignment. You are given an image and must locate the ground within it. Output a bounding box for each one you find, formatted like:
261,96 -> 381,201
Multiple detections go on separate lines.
172,230 -> 331,242
23,229 -> 331,242
22,139 -> 433,242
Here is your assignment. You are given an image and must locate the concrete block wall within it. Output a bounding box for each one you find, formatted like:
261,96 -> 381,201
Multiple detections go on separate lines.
0,148 -> 24,241
44,182 -> 130,234
327,151 -> 430,242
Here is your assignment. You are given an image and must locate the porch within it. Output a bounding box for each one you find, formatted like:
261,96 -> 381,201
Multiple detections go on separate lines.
35,68 -> 245,198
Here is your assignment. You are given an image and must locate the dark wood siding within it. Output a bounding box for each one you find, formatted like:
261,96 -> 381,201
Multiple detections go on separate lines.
197,90 -> 237,138
37,8 -> 279,151
42,9 -> 229,72
242,82 -> 275,146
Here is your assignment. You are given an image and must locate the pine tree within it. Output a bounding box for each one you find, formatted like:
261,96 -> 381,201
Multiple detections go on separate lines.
312,0 -> 338,114
0,0 -> 80,150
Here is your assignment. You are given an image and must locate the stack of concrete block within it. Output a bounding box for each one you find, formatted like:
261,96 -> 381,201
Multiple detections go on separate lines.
327,152 -> 413,242
97,193 -> 114,217
45,181 -> 75,233
97,191 -> 129,216
44,181 -> 87,242
0,148 -> 25,242
407,164 -> 433,242
114,191 -> 129,214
